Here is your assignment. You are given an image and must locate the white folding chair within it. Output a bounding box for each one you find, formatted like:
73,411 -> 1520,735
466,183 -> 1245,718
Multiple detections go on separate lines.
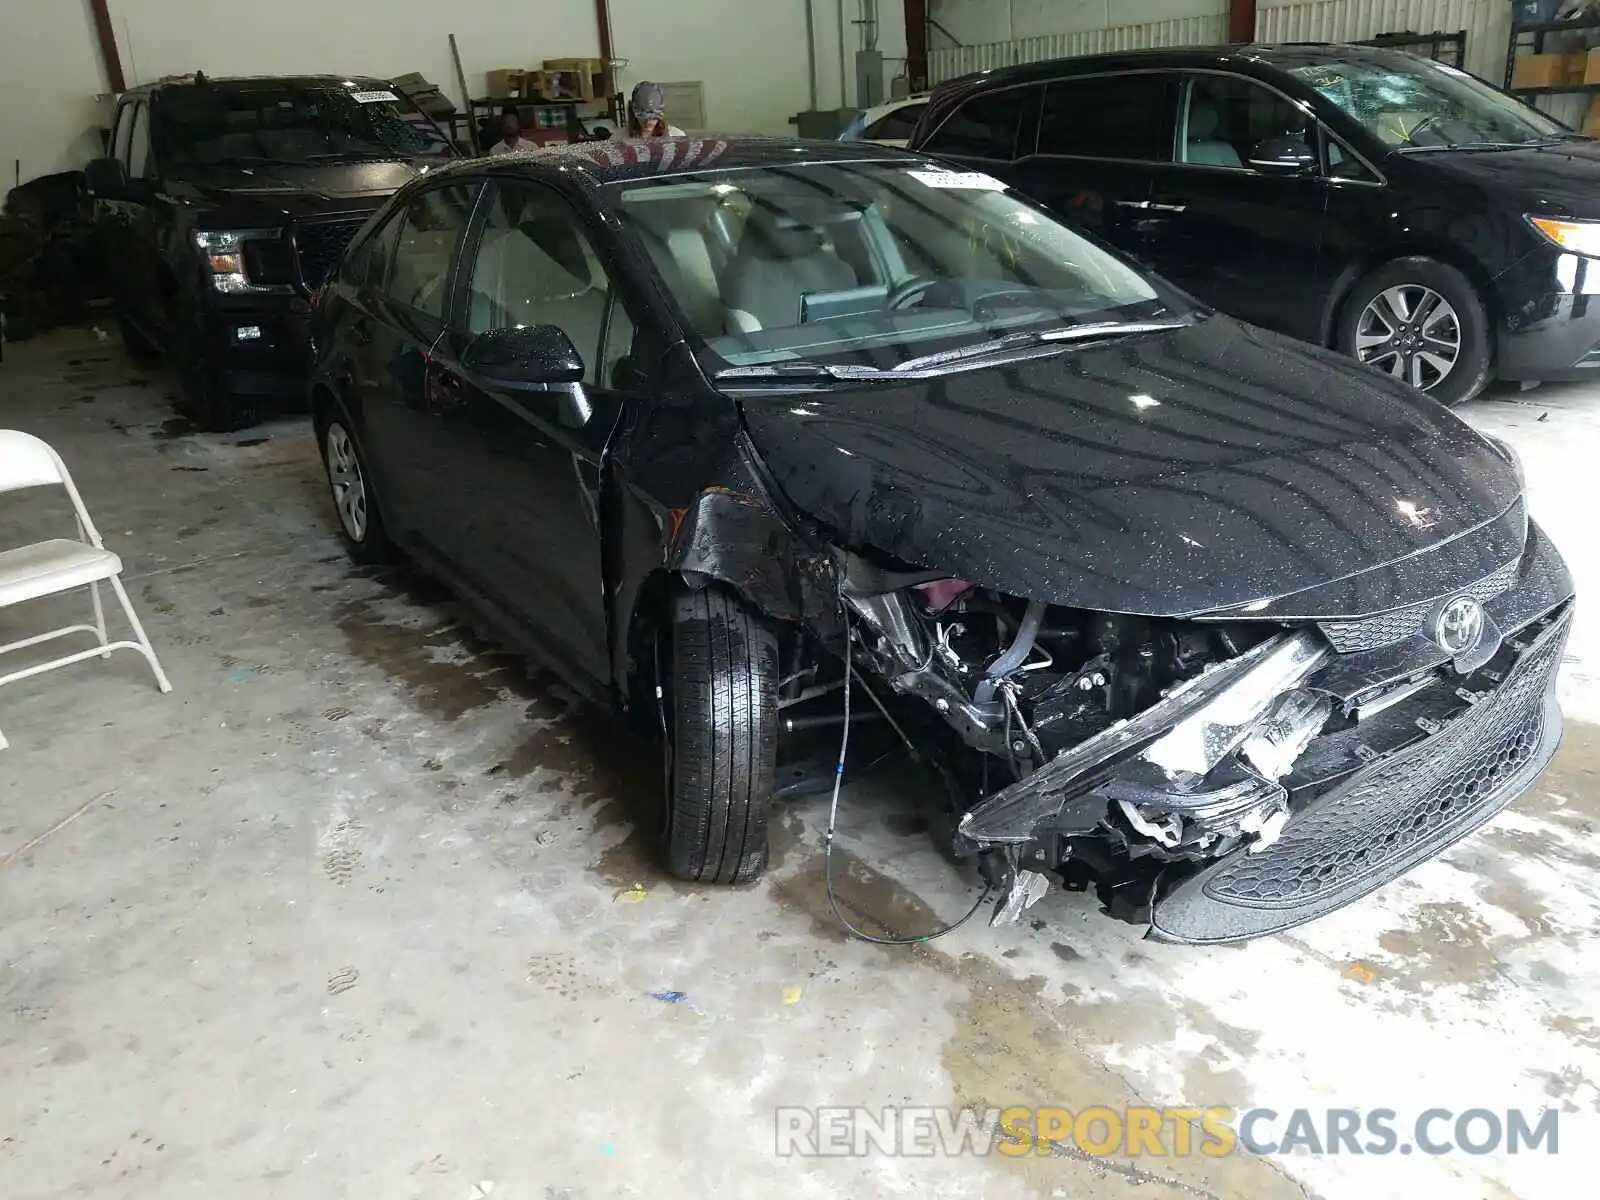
0,430 -> 172,749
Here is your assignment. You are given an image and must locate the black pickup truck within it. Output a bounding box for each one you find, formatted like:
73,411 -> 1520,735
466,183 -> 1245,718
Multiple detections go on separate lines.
87,74 -> 459,430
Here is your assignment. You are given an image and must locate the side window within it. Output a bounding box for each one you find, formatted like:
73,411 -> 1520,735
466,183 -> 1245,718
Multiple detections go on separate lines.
465,183 -> 621,387
126,103 -> 151,178
1180,75 -> 1310,170
382,185 -> 479,317
111,103 -> 136,164
1325,131 -> 1379,182
598,293 -> 637,388
866,103 -> 926,142
345,209 -> 403,288
1039,75 -> 1175,162
922,89 -> 1027,160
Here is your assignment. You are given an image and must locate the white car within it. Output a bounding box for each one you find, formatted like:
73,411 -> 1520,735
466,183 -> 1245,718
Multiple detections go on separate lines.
838,95 -> 929,147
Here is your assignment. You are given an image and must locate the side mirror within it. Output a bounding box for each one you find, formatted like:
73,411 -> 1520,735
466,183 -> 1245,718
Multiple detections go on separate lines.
462,324 -> 585,388
1249,136 -> 1316,174
86,157 -> 146,201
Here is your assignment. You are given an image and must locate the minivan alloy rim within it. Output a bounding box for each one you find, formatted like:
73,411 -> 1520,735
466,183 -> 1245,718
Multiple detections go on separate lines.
326,423 -> 368,542
1354,285 -> 1462,392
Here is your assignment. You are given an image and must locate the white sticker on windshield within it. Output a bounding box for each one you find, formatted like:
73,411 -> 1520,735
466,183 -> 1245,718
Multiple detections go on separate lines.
350,90 -> 400,104
906,168 -> 1007,191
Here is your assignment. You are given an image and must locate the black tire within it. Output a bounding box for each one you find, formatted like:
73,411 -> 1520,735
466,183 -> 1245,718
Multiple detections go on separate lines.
663,585 -> 779,885
1336,257 -> 1491,406
315,404 -> 396,565
116,314 -> 161,366
173,306 -> 260,432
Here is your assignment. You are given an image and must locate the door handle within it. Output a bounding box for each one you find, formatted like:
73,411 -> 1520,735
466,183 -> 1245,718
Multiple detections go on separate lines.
1115,199 -> 1152,210
1148,202 -> 1188,214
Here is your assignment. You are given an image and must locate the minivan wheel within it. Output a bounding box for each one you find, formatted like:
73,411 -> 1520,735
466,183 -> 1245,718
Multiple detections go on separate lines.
318,412 -> 395,564
661,585 -> 778,885
1338,258 -> 1491,406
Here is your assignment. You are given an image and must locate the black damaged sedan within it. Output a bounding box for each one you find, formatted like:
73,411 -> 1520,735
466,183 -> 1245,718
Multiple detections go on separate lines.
308,138 -> 1573,944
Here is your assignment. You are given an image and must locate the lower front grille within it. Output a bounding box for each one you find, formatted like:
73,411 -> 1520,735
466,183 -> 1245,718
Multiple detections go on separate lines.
1151,603 -> 1570,943
293,218 -> 366,289
1318,556 -> 1521,653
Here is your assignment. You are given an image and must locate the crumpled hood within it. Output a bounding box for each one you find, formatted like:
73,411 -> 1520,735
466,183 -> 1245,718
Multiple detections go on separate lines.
739,318 -> 1523,618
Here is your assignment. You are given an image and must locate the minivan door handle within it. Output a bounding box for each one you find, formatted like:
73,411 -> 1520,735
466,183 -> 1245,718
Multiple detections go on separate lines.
1115,199 -> 1152,210
1148,202 -> 1188,214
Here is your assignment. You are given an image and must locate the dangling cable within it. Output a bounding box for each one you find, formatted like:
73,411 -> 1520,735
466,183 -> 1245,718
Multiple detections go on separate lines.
824,622 -> 991,945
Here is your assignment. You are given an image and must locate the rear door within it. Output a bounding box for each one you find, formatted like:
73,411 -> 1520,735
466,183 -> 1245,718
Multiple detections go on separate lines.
424,180 -> 634,684
1006,72 -> 1178,261
1140,72 -> 1330,339
917,84 -> 1035,177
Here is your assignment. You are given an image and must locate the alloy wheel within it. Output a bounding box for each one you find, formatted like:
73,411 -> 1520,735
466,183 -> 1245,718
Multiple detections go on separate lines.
1354,284 -> 1462,393
325,422 -> 369,543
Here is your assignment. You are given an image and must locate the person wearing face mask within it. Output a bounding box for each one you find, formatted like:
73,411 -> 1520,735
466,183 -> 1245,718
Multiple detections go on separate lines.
628,82 -> 686,137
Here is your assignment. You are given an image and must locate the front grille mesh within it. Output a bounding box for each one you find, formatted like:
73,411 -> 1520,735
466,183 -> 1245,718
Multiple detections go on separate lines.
1202,610 -> 1566,909
1318,557 -> 1521,653
294,219 -> 366,289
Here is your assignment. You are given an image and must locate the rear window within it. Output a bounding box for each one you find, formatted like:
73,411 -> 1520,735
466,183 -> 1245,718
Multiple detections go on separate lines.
922,89 -> 1028,160
865,103 -> 926,141
1039,74 -> 1175,162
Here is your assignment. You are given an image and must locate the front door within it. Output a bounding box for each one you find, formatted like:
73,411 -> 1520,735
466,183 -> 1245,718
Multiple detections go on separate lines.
353,183 -> 480,545
424,180 -> 634,685
96,101 -> 164,340
1005,72 -> 1178,261
1140,73 -> 1330,340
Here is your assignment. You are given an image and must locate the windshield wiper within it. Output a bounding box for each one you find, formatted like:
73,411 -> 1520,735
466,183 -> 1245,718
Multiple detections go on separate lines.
715,320 -> 1189,384
1399,138 -> 1563,154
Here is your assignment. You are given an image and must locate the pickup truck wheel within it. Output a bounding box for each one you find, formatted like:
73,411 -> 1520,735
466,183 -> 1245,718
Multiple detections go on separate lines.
661,585 -> 779,885
174,312 -> 260,432
1337,257 -> 1491,406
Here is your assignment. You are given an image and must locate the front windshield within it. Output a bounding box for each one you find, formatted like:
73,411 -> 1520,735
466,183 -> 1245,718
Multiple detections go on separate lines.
607,160 -> 1175,371
1289,56 -> 1567,150
154,84 -> 455,167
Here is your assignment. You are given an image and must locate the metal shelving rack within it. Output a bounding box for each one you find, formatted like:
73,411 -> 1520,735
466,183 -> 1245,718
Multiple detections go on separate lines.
1505,16 -> 1600,95
1360,29 -> 1468,68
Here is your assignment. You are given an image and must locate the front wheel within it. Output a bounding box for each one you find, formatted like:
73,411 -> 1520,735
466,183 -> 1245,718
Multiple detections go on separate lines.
662,585 -> 779,885
1337,257 -> 1491,406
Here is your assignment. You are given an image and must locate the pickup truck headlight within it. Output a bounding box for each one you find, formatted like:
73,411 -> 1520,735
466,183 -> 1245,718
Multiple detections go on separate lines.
193,230 -> 279,293
1528,216 -> 1600,258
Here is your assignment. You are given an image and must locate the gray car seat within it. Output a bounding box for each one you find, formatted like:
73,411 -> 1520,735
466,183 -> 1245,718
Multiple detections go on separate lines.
1186,102 -> 1242,168
721,206 -> 858,332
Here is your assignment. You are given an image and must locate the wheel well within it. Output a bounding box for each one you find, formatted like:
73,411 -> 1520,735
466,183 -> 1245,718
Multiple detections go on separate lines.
621,568 -> 675,737
1323,246 -> 1500,362
309,383 -> 336,432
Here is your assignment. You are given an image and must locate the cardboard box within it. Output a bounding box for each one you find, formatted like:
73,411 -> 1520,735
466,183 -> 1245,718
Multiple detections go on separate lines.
1584,47 -> 1600,86
543,57 -> 608,102
485,68 -> 529,99
1511,53 -> 1581,90
1566,52 -> 1590,84
1583,94 -> 1600,136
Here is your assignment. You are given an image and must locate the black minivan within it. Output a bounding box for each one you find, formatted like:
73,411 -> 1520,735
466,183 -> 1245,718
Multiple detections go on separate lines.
909,43 -> 1600,404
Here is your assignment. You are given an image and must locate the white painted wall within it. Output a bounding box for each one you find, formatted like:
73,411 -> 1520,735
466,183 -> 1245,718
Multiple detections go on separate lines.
930,0 -> 1228,47
0,0 -> 905,188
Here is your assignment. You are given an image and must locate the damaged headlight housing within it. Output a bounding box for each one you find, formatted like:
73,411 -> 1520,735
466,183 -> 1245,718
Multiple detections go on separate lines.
960,630 -> 1330,846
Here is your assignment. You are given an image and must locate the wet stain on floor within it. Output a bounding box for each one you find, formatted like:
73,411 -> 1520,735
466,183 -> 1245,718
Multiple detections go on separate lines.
1376,900 -> 1503,995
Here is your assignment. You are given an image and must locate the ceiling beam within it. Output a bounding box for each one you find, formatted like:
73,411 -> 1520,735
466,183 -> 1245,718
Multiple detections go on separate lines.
87,0 -> 126,93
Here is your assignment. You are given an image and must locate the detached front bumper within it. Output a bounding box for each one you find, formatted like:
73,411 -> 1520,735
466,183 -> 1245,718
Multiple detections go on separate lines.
1150,599 -> 1569,943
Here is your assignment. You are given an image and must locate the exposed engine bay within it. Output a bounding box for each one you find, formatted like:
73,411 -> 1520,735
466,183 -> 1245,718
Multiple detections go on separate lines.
799,545 -> 1565,936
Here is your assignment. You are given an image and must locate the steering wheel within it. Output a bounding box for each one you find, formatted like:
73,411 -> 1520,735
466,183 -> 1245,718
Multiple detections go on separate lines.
886,275 -> 945,311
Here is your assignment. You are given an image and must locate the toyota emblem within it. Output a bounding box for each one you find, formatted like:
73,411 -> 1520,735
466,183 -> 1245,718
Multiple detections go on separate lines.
1435,597 -> 1486,656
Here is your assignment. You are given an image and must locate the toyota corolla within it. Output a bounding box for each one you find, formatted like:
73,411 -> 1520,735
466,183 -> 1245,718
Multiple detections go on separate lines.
307,138 -> 1573,943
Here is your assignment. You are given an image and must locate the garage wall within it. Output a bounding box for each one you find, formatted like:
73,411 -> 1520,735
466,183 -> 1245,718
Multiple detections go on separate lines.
930,0 -> 1228,47
0,0 -> 906,188
1257,0 -> 1511,84
928,6 -> 1229,83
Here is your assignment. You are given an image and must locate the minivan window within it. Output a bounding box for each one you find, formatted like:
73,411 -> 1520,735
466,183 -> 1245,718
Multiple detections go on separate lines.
922,89 -> 1028,160
1289,56 -> 1566,150
866,103 -> 926,141
1181,75 -> 1309,169
1039,75 -> 1173,162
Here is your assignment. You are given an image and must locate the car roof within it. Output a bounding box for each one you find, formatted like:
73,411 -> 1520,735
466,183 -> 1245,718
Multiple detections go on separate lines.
936,41 -> 1426,89
428,135 -> 924,188
127,74 -> 397,97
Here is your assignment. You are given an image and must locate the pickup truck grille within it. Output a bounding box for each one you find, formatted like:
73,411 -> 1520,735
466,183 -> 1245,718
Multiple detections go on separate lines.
293,218 -> 367,289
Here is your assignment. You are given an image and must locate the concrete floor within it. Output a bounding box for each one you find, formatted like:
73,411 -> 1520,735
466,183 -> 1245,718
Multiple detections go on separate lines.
0,327 -> 1596,1200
